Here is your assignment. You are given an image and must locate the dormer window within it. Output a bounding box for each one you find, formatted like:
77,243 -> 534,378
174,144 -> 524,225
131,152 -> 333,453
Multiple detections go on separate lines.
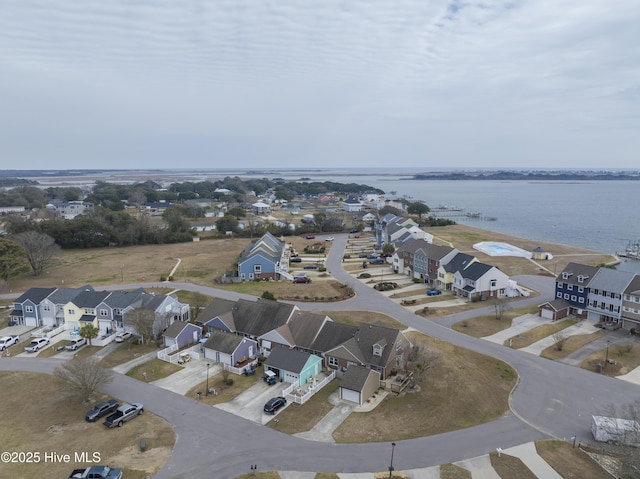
577,275 -> 585,283
562,272 -> 571,280
373,338 -> 387,357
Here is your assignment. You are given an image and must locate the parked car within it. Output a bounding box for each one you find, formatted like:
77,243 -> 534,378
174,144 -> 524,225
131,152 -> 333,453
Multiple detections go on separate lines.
68,465 -> 123,479
290,257 -> 302,263
427,289 -> 442,296
85,399 -> 120,422
350,228 -> 360,233
303,264 -> 318,270
114,332 -> 132,343
0,335 -> 20,351
358,253 -> 369,258
369,259 -> 385,264
325,236 -> 335,242
65,337 -> 87,351
263,396 -> 287,415
24,337 -> 50,353
103,402 -> 144,428
305,235 -> 316,239
293,276 -> 312,283
367,254 -> 380,259
7,320 -> 18,327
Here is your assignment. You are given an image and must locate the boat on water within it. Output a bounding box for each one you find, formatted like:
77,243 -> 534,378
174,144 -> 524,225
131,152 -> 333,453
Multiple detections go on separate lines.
617,240 -> 640,260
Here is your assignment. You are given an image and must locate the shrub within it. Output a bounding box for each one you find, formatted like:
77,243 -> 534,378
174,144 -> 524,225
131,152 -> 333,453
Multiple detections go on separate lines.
226,378 -> 234,386
358,273 -> 372,279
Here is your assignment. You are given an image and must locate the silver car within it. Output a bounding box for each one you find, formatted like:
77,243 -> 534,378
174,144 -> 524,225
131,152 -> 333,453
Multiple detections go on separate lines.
103,402 -> 144,428
24,337 -> 50,352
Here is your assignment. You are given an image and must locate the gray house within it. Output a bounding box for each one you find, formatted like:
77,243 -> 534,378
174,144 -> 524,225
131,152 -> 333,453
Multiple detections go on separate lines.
339,365 -> 380,405
202,330 -> 258,367
163,321 -> 202,349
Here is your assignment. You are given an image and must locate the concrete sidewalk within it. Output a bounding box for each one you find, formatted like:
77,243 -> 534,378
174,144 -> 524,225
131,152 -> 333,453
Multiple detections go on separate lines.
455,455 -> 501,479
482,314 -> 553,345
294,391 -> 356,442
112,350 -> 157,374
503,442 -> 562,479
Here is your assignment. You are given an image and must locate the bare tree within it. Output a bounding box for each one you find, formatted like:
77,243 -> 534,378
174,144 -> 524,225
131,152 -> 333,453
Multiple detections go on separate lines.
407,344 -> 439,388
553,332 -> 567,351
593,400 -> 640,478
491,297 -> 511,320
11,231 -> 60,276
124,308 -> 169,344
53,357 -> 114,402
190,293 -> 209,321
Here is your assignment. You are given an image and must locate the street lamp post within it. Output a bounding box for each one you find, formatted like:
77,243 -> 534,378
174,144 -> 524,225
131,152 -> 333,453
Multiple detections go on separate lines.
206,363 -> 211,396
605,340 -> 610,368
388,442 -> 396,478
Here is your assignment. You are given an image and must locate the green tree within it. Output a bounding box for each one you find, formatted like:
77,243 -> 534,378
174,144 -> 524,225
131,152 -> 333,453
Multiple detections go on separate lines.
261,291 -> 276,301
216,215 -> 239,234
80,324 -> 100,346
407,201 -> 430,219
382,243 -> 395,255
0,238 -> 28,283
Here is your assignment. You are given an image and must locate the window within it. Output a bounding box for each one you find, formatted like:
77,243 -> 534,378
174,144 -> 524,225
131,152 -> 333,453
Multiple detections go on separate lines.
578,297 -> 585,303
578,287 -> 584,293
25,305 -> 34,313
100,309 -> 108,317
556,292 -> 562,298
84,308 -> 95,315
567,285 -> 573,291
571,295 -> 577,302
254,265 -> 262,273
328,357 -> 339,366
564,293 -> 569,300
373,345 -> 382,357
577,275 -> 585,283
43,304 -> 51,312
490,279 -> 497,288
68,309 -> 75,315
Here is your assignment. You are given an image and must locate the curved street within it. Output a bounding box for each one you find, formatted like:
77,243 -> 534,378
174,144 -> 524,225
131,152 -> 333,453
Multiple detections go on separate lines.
2,233 -> 638,478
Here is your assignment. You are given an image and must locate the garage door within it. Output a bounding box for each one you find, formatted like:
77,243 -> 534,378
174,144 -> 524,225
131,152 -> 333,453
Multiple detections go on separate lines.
284,371 -> 298,384
540,309 -> 554,320
341,388 -> 361,405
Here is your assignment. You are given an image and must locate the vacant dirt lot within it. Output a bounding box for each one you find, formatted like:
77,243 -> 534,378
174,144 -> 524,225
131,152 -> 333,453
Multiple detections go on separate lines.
0,371 -> 175,479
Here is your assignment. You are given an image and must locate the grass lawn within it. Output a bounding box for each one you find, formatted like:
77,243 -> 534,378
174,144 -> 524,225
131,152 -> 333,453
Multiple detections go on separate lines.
440,463 -> 472,479
540,331 -> 606,360
99,341 -> 159,368
581,341 -> 640,376
489,452 -> 537,479
314,474 -> 340,479
233,472 -> 281,479
452,305 -> 539,338
35,343 -> 65,358
332,332 -> 516,442
506,319 -> 578,349
267,380 -> 339,434
126,358 -> 182,381
0,371 -> 175,479
536,440 -> 612,479
321,310 -> 406,330
185,366 -> 263,404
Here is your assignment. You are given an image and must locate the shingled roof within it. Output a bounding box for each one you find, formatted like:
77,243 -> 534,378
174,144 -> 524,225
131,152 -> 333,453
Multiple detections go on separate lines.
202,330 -> 248,354
231,298 -> 296,337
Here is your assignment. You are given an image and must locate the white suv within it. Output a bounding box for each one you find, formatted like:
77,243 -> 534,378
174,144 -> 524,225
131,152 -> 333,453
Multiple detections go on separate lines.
24,337 -> 50,353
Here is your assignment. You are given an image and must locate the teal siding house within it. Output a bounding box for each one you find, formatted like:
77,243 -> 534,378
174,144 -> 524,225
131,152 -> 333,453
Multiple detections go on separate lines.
264,346 -> 323,387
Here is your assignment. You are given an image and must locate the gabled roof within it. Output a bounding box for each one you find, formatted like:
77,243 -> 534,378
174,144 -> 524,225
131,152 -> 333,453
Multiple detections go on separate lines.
202,330 -> 250,354
15,287 -> 56,304
442,252 -> 475,273
625,276 -> 640,296
309,321 -> 357,353
459,262 -> 495,280
70,290 -> 111,308
532,246 -> 547,253
418,243 -> 456,261
47,286 -> 94,305
343,197 -> 362,205
341,365 -> 380,392
102,289 -> 147,309
277,311 -> 327,350
327,323 -> 403,368
264,346 -> 315,373
589,268 -> 636,293
556,262 -> 599,286
238,232 -> 285,265
540,299 -> 571,311
232,299 -> 296,337
163,321 -> 200,339
199,298 -> 236,322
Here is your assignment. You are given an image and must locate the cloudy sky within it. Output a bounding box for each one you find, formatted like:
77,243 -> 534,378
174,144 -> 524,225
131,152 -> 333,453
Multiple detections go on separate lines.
1,1 -> 638,170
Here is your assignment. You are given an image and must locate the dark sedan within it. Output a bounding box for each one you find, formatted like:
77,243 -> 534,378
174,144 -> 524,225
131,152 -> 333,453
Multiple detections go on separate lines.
369,259 -> 385,264
86,399 -> 120,422
303,264 -> 318,270
263,397 -> 287,415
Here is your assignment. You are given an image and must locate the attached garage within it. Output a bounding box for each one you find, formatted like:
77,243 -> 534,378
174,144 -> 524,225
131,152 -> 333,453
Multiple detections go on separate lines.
339,365 -> 380,406
264,346 -> 323,387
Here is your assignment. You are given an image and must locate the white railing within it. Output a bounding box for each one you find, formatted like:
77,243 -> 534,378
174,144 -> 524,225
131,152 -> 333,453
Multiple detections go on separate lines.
93,333 -> 117,347
223,358 -> 258,375
285,371 -> 336,405
31,325 -> 65,339
157,343 -> 179,362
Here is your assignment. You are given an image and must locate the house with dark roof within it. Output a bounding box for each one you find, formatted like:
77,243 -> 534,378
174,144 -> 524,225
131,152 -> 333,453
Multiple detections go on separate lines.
553,262 -> 600,319
324,323 -> 411,380
63,290 -> 111,334
437,252 -> 477,291
263,346 -> 323,387
259,311 -> 330,353
452,262 -> 511,299
202,330 -> 258,367
163,321 -> 202,349
98,289 -> 147,335
339,365 -> 380,405
622,276 -> 640,330
538,298 -> 572,321
198,298 -> 237,332
393,239 -> 457,285
343,197 -> 363,212
586,268 -> 636,324
10,287 -> 57,327
124,292 -> 191,339
38,286 -> 94,328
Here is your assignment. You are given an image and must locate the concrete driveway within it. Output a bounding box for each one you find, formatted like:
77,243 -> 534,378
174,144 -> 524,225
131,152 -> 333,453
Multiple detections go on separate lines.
482,314 -> 552,345
520,319 -> 600,356
151,360 -> 221,395
215,378 -> 291,425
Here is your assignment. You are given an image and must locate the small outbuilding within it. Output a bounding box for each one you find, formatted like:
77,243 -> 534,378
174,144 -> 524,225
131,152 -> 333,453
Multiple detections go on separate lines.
538,299 -> 571,321
163,321 -> 202,349
339,365 -> 380,405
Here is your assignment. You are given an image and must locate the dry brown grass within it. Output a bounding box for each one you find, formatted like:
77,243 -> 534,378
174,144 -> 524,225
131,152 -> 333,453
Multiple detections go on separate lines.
581,341 -> 640,376
506,320 -> 577,349
489,452 -> 537,478
540,331 -> 606,360
452,306 -> 539,338
319,310 -> 406,330
125,358 -> 182,382
536,440 -> 612,479
314,474 -> 340,479
440,463 -> 472,479
233,472 -> 281,479
332,332 -> 516,442
98,341 -> 159,368
185,365 -> 264,405
0,371 -> 174,479
429,224 -> 614,277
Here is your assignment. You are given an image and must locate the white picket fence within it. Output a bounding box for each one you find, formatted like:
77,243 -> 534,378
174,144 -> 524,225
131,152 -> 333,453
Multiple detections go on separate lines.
31,324 -> 65,339
157,343 -> 202,364
284,371 -> 336,405
223,358 -> 258,375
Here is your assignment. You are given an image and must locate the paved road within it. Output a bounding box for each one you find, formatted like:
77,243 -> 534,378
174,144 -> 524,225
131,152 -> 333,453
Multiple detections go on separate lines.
2,232 -> 640,478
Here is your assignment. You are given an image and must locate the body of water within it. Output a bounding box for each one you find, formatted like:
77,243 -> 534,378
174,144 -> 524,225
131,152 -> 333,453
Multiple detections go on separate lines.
272,170 -> 640,274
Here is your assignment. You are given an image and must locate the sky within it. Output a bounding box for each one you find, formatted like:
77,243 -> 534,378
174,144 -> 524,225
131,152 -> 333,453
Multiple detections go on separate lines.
1,1 -> 639,171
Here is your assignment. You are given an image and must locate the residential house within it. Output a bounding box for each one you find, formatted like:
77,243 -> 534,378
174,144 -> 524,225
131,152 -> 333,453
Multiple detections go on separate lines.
63,290 -> 111,335
163,321 -> 202,349
251,201 -> 271,215
259,311 -> 330,353
437,252 -> 477,291
237,232 -> 292,281
97,289 -> 147,335
452,262 -> 511,299
339,365 -> 380,405
343,197 -> 364,212
263,346 -> 323,387
586,268 -> 636,324
324,323 -> 411,380
124,293 -> 190,339
10,287 -> 56,327
553,263 -> 600,319
538,299 -> 572,321
393,239 -> 457,284
202,330 -> 258,367
38,286 -> 94,328
622,276 -> 640,330
199,298 -> 237,331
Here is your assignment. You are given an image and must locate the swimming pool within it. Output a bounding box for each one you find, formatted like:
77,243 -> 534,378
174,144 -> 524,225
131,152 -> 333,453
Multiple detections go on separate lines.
473,242 -> 532,258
